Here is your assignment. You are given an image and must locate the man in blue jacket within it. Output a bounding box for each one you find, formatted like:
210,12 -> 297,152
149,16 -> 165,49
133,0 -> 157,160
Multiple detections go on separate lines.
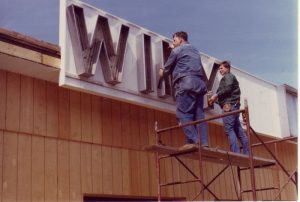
208,61 -> 249,154
159,31 -> 208,150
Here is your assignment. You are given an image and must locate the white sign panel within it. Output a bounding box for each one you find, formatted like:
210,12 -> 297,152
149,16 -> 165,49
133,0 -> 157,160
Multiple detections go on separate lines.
59,0 -> 295,138
59,0 -> 219,112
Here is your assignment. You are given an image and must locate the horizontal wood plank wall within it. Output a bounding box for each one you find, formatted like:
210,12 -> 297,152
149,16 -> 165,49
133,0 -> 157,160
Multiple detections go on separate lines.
0,70 -> 297,201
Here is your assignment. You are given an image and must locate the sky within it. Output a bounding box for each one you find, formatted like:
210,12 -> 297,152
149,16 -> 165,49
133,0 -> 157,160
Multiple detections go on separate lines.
0,0 -> 297,88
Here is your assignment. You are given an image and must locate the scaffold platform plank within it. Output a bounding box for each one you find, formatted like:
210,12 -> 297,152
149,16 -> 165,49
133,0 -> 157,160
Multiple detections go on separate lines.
145,144 -> 276,168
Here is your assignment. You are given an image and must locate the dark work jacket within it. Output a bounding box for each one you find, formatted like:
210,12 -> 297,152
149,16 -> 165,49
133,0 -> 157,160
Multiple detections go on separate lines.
162,43 -> 205,86
216,72 -> 241,107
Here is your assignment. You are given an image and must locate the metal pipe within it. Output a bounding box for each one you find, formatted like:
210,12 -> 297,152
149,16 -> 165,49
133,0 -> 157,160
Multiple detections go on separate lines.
242,187 -> 279,193
237,167 -> 242,200
154,122 -> 161,202
244,100 -> 257,200
239,163 -> 275,171
192,165 -> 229,201
250,126 -> 297,186
159,148 -> 198,160
197,126 -> 204,201
295,171 -> 298,194
156,109 -> 245,133
251,136 -> 297,147
160,179 -> 200,187
174,156 -> 219,200
156,152 -> 161,202
227,153 -> 239,199
273,169 -> 297,200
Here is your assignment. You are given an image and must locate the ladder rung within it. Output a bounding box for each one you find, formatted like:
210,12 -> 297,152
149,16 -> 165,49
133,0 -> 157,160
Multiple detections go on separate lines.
160,179 -> 200,187
242,187 -> 279,193
239,163 -> 275,171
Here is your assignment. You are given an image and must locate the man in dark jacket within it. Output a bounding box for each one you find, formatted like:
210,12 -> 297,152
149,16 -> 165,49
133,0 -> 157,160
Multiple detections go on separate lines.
208,61 -> 249,154
159,31 -> 208,150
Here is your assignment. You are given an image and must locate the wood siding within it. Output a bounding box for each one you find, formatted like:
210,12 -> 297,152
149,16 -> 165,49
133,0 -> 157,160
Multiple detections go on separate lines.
0,70 -> 297,201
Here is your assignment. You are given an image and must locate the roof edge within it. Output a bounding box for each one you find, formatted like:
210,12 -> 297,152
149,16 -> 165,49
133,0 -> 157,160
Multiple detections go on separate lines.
0,27 -> 60,58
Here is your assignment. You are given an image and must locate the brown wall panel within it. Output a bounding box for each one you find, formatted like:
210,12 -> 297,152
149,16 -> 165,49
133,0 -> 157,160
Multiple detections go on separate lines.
101,98 -> 112,146
146,109 -> 155,146
280,143 -> 297,171
111,100 -> 122,147
45,138 -> 58,202
139,107 -> 149,149
121,102 -> 130,148
178,158 -> 189,200
81,93 -> 92,143
139,151 -> 150,196
20,76 -> 34,134
265,169 -> 274,199
91,96 -> 102,144
148,153 -> 157,196
57,140 -> 70,202
0,70 -> 297,201
155,111 -> 172,146
70,91 -> 82,141
227,165 -> 239,199
186,160 -> 196,200
58,88 -> 70,139
81,143 -> 92,195
112,147 -> 123,195
121,149 -> 131,195
102,146 -> 113,194
0,131 -> 3,201
257,169 -> 265,200
129,105 -> 140,150
207,125 -> 218,200
69,142 -> 82,201
33,79 -> 47,136
193,160 -> 202,201
46,82 -> 59,137
0,70 -> 6,129
6,72 -> 20,131
31,135 -> 45,201
169,119 -> 182,199
2,132 -> 18,202
279,170 -> 297,200
91,144 -> 103,194
271,169 -> 279,199
17,134 -> 32,201
204,162 -> 216,201
164,155 -> 174,197
129,150 -> 141,195
171,157 -> 182,198
210,126 -> 225,199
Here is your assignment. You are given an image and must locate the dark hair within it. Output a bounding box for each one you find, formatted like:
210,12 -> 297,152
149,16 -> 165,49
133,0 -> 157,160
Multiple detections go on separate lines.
173,31 -> 188,41
220,61 -> 231,69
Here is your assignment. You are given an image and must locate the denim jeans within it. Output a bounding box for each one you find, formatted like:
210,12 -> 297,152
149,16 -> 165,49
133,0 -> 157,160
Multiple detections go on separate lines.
175,76 -> 208,145
222,103 -> 249,154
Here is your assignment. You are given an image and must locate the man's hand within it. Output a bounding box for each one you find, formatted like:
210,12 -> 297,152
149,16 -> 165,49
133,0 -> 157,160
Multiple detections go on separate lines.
208,94 -> 218,106
159,68 -> 164,78
169,43 -> 175,49
157,68 -> 165,89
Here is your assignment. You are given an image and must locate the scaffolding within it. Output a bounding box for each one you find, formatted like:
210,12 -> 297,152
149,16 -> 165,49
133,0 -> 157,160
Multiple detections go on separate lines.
145,100 -> 297,201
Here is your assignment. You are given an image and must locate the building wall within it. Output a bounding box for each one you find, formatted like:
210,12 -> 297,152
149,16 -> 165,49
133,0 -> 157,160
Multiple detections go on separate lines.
0,70 -> 297,201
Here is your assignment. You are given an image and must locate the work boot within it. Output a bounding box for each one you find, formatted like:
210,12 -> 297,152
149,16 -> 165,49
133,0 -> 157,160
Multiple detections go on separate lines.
179,144 -> 198,151
195,141 -> 209,148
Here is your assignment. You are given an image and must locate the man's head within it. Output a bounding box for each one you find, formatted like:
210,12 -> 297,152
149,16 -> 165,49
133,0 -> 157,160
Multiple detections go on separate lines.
219,61 -> 231,76
172,31 -> 188,48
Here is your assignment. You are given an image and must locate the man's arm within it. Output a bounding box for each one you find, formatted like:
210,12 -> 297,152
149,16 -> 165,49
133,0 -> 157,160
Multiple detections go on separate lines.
215,74 -> 234,98
159,49 -> 177,78
208,74 -> 234,105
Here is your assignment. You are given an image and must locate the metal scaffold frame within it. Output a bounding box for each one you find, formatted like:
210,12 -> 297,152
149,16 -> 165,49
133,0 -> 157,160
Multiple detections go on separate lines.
148,100 -> 297,201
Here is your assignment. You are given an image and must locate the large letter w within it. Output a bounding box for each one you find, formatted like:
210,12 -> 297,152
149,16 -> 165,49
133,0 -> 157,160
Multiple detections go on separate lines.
67,5 -> 129,84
